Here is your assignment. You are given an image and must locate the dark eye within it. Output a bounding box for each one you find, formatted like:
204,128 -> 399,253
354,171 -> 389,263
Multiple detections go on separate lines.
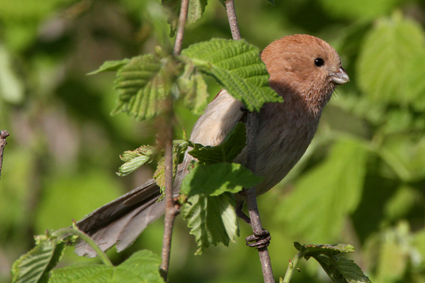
314,58 -> 325,67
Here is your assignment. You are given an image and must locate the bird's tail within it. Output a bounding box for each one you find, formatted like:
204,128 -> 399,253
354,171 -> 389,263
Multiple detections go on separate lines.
75,179 -> 165,257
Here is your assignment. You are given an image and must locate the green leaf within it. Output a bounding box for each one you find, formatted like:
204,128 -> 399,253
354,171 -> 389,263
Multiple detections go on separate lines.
189,122 -> 246,164
187,0 -> 208,24
314,255 -> 371,283
180,162 -> 262,196
161,0 -> 179,37
162,0 -> 208,37
49,250 -> 164,283
293,242 -> 370,283
181,193 -> 239,255
357,13 -> 425,104
404,49 -> 425,111
111,54 -> 174,120
177,67 -> 209,114
181,38 -> 282,112
11,233 -> 67,283
277,138 -> 367,242
87,59 -> 131,75
117,146 -> 156,177
294,242 -> 355,256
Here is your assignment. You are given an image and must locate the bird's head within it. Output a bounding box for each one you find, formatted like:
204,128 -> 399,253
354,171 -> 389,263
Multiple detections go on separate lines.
261,34 -> 349,116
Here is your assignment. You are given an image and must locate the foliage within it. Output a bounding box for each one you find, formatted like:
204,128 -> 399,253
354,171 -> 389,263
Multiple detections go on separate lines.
2,0 -> 425,282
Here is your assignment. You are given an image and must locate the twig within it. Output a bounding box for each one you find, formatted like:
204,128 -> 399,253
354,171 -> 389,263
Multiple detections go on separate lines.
225,0 -> 241,40
160,0 -> 189,280
225,2 -> 275,282
173,0 -> 189,56
0,130 -> 10,180
245,113 -> 275,283
281,252 -> 303,283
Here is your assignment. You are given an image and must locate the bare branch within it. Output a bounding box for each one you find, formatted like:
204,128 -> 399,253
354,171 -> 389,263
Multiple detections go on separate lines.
225,0 -> 241,40
173,0 -> 189,56
0,130 -> 10,180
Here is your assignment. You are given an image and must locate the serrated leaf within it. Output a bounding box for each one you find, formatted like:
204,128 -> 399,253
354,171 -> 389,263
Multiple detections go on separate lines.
181,38 -> 282,112
357,13 -> 425,104
11,234 -> 67,283
277,138 -> 367,242
181,193 -> 239,255
314,255 -> 371,283
180,162 -> 262,196
294,242 -> 355,256
88,59 -> 131,75
189,122 -> 246,164
117,146 -> 155,176
49,250 -> 164,283
112,54 -> 174,120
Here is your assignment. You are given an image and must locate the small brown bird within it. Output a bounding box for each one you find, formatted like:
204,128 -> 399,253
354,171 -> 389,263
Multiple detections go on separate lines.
76,34 -> 349,256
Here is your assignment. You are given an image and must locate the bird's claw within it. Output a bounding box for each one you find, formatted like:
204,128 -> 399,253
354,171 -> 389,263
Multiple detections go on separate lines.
245,229 -> 271,249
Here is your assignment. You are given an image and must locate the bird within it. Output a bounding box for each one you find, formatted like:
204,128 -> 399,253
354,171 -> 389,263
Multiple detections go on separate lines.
75,34 -> 349,257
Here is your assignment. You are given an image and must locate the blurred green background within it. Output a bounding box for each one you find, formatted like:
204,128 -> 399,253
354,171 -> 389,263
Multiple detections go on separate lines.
1,0 -> 425,282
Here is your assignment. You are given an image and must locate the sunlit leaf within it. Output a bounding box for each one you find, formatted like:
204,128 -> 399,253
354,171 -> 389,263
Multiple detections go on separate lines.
11,233 -> 67,283
88,59 -> 131,75
117,145 -> 156,176
111,54 -> 174,120
49,250 -> 164,283
181,193 -> 239,255
181,38 -> 282,112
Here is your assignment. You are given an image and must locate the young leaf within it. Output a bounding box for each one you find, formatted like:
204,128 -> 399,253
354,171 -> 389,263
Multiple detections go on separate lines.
11,233 -> 67,283
87,59 -> 131,75
187,0 -> 208,24
180,162 -> 262,196
177,68 -> 209,114
117,146 -> 156,176
49,250 -> 164,283
111,54 -> 175,120
181,193 -> 239,255
181,38 -> 282,112
162,0 -> 208,37
188,122 -> 246,164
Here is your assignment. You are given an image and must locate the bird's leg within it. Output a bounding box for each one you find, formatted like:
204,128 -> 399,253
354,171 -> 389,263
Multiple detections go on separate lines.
236,199 -> 271,249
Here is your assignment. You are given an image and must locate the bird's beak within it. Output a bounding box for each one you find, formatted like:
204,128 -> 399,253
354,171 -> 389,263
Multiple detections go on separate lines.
331,67 -> 349,85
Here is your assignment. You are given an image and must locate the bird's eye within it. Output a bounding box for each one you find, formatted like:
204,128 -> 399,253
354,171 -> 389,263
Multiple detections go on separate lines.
314,58 -> 325,67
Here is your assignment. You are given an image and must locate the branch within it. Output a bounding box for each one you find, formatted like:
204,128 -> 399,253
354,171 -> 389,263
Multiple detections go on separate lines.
225,0 -> 241,40
225,1 -> 275,282
0,130 -> 10,180
160,0 -> 189,280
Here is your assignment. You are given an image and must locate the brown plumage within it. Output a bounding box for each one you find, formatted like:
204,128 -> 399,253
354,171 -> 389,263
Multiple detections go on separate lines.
75,34 -> 349,257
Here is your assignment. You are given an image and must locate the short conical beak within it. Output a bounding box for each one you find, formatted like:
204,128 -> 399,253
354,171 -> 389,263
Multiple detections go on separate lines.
331,67 -> 349,85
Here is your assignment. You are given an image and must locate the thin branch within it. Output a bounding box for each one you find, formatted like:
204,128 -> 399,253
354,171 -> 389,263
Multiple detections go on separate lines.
160,0 -> 189,280
173,0 -> 189,56
225,1 -> 275,282
225,0 -> 241,40
245,113 -> 275,283
0,130 -> 10,180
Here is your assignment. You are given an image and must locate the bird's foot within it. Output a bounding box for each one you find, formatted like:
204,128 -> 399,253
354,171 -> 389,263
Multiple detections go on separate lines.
245,229 -> 271,249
